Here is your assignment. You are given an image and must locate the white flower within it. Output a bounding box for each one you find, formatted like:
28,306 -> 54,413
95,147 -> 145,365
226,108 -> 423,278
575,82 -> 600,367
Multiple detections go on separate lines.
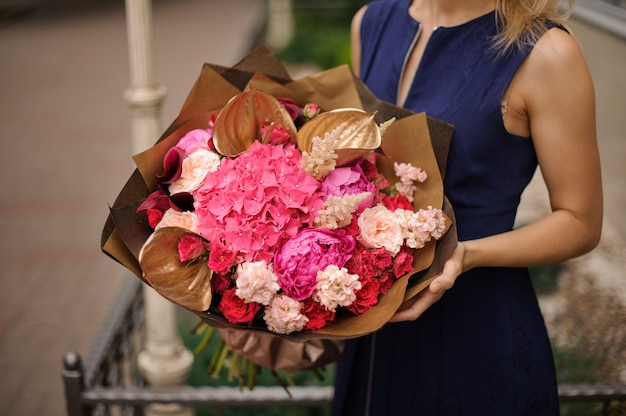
314,265 -> 361,312
263,295 -> 308,334
155,209 -> 200,234
235,261 -> 280,305
169,149 -> 221,194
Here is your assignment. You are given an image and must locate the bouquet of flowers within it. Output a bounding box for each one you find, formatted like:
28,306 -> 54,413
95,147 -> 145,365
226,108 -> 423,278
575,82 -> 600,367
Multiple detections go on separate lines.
102,46 -> 456,370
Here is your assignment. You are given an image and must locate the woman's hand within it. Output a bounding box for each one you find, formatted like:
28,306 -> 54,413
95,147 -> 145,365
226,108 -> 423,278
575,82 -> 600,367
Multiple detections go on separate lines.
389,242 -> 466,322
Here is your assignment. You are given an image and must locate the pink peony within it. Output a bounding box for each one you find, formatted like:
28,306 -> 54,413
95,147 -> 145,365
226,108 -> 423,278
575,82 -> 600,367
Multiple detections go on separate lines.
357,205 -> 404,256
176,128 -> 213,155
320,163 -> 375,213
263,294 -> 308,334
235,261 -> 280,306
274,228 -> 356,301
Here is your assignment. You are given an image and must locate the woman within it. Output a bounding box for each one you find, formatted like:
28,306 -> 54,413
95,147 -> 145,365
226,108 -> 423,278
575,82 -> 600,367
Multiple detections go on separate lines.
331,0 -> 602,414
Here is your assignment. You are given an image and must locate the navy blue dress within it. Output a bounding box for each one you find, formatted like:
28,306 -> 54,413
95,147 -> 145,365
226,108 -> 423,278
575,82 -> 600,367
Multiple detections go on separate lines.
331,1 -> 559,415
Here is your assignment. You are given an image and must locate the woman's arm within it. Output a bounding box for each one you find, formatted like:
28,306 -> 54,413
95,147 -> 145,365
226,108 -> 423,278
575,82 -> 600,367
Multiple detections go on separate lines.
392,28 -> 603,322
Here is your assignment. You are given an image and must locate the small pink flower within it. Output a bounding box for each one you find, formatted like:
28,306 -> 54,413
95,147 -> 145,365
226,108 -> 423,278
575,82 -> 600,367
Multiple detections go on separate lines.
263,295 -> 308,334
314,265 -> 361,312
394,162 -> 427,183
261,124 -> 292,145
235,261 -> 280,306
208,241 -> 237,274
357,205 -> 404,256
303,103 -> 320,120
177,234 -> 206,262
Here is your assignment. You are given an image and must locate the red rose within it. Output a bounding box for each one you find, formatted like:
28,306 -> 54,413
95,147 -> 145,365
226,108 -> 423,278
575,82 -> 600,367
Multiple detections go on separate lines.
219,288 -> 261,324
346,277 -> 380,314
301,298 -> 335,330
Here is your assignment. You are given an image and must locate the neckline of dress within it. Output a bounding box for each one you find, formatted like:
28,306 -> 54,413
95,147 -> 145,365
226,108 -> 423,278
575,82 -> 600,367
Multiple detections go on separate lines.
405,2 -> 496,31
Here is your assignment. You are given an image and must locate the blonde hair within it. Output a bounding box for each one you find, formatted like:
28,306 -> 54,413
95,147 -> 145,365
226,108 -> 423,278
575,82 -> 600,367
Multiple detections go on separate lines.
493,0 -> 574,52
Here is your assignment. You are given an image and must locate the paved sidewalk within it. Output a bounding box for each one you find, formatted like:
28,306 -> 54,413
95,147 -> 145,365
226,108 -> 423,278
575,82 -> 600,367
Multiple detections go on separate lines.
0,2 -> 624,416
0,1 -> 265,414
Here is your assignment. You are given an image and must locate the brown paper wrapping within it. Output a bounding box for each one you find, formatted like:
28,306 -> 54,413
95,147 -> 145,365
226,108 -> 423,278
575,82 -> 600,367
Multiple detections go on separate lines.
101,46 -> 457,370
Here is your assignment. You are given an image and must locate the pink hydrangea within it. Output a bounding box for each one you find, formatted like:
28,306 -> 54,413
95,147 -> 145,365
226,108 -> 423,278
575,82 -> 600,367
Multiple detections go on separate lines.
263,294 -> 308,334
274,228 -> 356,301
193,142 -> 324,263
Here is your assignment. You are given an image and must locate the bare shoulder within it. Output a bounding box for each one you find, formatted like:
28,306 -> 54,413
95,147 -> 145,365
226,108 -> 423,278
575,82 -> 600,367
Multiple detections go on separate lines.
527,27 -> 588,73
519,27 -> 593,98
515,27 -> 595,121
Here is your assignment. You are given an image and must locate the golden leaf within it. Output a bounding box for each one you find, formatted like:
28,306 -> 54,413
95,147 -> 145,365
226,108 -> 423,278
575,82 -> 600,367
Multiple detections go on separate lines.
296,108 -> 381,166
212,86 -> 297,156
138,227 -> 213,312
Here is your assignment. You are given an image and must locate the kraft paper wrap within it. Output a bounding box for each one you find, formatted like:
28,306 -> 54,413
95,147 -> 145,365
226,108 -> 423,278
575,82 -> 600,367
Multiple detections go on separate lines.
101,46 -> 457,370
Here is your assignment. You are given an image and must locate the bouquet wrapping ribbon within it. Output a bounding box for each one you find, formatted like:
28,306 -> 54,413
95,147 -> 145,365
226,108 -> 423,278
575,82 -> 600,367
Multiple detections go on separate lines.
101,46 -> 457,370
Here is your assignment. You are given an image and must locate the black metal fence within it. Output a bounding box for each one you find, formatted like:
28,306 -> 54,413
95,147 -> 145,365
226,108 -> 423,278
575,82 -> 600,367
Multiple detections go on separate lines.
62,277 -> 626,416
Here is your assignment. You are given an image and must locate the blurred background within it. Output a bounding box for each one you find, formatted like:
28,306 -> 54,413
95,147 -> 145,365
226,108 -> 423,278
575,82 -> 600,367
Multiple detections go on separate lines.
0,0 -> 624,415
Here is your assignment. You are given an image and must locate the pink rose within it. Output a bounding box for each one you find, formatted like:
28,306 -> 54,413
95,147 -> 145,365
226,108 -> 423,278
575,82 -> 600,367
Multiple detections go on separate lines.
208,241 -> 237,274
357,205 -> 403,256
274,228 -> 356,301
261,124 -> 292,145
177,234 -> 206,262
303,103 -> 320,120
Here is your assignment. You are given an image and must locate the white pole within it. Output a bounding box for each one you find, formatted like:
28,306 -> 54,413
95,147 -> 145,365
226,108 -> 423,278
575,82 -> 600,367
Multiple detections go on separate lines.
266,0 -> 294,49
124,1 -> 193,415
